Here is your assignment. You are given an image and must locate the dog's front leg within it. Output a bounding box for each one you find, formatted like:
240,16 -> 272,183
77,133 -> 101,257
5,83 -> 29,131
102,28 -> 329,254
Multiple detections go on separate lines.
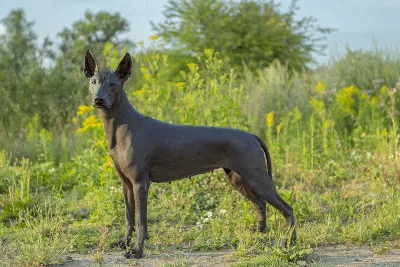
125,174 -> 150,259
111,168 -> 135,249
122,180 -> 135,246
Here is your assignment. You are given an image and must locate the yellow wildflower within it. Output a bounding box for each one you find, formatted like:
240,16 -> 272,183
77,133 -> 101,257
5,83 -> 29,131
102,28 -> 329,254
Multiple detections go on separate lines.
184,92 -> 192,101
149,35 -> 159,41
76,115 -> 102,133
138,40 -> 144,47
77,105 -> 94,115
72,117 -> 77,123
315,82 -> 326,93
102,155 -> 113,171
310,97 -> 325,111
382,128 -> 388,137
94,139 -> 104,146
140,66 -> 149,73
204,48 -> 213,58
187,63 -> 199,72
76,127 -> 85,133
176,82 -> 186,90
323,120 -> 330,129
144,73 -> 152,81
360,92 -> 368,100
266,112 -> 274,127
335,85 -> 359,114
343,85 -> 357,95
133,89 -> 145,96
371,96 -> 378,106
276,123 -> 282,134
95,139 -> 105,147
380,85 -> 387,95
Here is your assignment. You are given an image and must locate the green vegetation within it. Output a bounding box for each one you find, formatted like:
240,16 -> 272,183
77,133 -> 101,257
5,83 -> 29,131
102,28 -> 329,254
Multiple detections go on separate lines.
1,5 -> 400,267
152,0 -> 334,72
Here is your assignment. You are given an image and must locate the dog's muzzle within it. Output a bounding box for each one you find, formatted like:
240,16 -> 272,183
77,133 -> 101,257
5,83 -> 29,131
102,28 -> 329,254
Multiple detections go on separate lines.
93,98 -> 107,109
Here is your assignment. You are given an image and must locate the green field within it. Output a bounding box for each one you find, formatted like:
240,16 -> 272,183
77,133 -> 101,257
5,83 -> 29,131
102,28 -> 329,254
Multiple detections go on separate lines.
1,42 -> 400,266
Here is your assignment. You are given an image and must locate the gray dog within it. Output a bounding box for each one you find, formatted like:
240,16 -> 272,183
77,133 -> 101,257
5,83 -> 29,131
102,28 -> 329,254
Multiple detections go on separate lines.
83,50 -> 296,258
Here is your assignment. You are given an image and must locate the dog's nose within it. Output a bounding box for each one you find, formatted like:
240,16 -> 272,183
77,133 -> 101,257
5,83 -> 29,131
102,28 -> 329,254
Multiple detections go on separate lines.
94,98 -> 104,103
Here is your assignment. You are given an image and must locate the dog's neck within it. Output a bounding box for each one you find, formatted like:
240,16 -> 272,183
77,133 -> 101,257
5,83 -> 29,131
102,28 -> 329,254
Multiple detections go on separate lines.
99,89 -> 143,150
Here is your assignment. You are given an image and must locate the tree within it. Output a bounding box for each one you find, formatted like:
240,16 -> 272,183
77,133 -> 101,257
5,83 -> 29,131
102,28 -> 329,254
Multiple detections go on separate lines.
58,11 -> 135,66
0,9 -> 37,74
0,9 -> 88,134
152,0 -> 334,72
0,9 -> 39,132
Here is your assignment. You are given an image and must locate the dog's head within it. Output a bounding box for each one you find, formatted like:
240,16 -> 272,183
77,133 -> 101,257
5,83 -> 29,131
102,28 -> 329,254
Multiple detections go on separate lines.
83,49 -> 132,110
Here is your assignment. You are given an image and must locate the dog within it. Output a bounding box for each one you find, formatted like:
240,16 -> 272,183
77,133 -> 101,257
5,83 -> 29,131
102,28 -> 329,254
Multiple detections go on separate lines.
83,49 -> 296,258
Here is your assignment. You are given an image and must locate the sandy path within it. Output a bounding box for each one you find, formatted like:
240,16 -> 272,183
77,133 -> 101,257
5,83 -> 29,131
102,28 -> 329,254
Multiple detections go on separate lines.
59,246 -> 400,266
309,245 -> 400,267
61,249 -> 236,267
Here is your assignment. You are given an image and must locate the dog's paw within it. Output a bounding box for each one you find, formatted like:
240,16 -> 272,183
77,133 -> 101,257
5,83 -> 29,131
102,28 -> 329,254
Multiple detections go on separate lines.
124,248 -> 143,259
110,239 -> 126,249
133,248 -> 144,259
123,250 -> 134,259
250,224 -> 266,233
257,223 -> 266,233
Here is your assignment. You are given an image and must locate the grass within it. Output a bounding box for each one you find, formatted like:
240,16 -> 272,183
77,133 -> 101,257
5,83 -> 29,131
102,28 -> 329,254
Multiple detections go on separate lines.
162,255 -> 191,267
1,45 -> 400,266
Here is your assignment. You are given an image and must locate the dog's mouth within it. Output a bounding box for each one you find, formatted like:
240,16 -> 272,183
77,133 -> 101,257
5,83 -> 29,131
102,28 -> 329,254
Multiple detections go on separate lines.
93,104 -> 107,110
92,100 -> 108,110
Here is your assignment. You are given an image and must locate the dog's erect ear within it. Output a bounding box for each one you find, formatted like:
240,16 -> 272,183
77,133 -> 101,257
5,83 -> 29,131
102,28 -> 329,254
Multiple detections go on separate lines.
84,49 -> 99,78
115,53 -> 132,82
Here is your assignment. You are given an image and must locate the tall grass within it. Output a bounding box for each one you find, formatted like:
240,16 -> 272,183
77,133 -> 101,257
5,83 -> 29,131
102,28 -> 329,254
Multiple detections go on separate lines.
1,41 -> 400,266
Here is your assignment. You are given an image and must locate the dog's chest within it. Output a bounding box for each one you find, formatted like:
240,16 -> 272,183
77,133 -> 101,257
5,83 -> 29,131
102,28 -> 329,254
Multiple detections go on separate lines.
108,144 -> 135,170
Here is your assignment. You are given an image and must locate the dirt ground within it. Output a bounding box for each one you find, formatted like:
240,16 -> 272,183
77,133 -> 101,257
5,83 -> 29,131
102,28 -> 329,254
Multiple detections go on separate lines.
61,249 -> 236,267
309,245 -> 400,267
59,246 -> 400,267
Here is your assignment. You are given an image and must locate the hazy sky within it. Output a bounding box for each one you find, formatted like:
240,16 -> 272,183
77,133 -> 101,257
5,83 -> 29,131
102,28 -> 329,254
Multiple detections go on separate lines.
1,0 -> 400,64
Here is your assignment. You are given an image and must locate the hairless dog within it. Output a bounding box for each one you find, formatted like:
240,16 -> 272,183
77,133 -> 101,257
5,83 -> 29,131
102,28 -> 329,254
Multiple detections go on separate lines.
83,50 -> 296,258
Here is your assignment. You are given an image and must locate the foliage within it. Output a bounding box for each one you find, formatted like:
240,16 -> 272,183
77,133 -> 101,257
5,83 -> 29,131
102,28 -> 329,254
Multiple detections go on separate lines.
1,7 -> 400,267
2,43 -> 400,265
58,10 -> 135,66
0,10 -> 133,160
152,0 -> 334,71
131,44 -> 247,129
321,45 -> 400,90
0,9 -> 38,131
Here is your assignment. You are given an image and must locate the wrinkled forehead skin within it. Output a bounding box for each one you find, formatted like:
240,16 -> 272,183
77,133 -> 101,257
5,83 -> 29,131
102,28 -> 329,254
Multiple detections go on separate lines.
90,69 -> 122,85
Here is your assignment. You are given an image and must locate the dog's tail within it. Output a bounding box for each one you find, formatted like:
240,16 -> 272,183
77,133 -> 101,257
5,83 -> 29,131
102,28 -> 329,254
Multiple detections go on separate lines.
251,134 -> 273,179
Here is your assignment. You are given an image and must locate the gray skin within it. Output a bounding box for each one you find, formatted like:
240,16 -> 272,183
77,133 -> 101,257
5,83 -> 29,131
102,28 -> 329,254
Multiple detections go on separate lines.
83,49 -> 296,259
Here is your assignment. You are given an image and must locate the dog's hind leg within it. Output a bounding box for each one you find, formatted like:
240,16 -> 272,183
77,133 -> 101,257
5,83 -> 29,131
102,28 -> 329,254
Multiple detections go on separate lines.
223,168 -> 267,232
263,190 -> 296,245
241,169 -> 297,244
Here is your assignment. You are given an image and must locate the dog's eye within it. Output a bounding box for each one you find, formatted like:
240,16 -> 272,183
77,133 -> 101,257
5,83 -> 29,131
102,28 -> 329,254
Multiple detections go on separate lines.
110,83 -> 117,87
91,80 -> 96,84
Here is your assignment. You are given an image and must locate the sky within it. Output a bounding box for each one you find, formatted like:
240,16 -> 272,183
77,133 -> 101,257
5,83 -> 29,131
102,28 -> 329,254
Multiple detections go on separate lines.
1,0 -> 400,64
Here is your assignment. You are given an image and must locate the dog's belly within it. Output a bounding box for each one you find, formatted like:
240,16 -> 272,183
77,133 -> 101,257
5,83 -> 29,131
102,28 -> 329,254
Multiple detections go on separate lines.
149,165 -> 218,182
